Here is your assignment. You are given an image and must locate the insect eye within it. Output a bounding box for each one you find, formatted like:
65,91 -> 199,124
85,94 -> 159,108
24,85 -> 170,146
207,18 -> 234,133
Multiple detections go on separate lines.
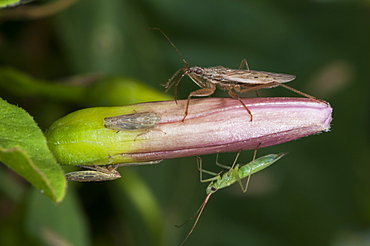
211,187 -> 217,192
196,69 -> 203,74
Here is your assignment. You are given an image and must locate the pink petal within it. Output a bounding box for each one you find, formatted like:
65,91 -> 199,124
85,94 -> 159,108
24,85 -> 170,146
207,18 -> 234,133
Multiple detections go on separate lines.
122,97 -> 332,162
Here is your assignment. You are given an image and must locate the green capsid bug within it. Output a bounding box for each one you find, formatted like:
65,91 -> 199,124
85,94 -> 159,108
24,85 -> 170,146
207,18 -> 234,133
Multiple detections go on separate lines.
179,152 -> 287,245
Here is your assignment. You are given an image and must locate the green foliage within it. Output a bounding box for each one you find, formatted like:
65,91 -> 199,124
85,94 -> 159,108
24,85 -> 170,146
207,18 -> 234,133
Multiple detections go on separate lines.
0,0 -> 20,8
0,98 -> 66,203
25,188 -> 89,246
45,106 -> 144,166
0,67 -> 84,103
85,76 -> 172,106
0,67 -> 171,106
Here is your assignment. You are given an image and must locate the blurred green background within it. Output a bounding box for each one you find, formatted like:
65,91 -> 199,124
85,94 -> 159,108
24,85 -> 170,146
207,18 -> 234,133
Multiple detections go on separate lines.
0,0 -> 369,245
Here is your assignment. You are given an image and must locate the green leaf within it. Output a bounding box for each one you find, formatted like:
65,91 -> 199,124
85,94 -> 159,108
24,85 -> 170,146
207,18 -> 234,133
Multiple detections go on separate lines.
0,0 -> 32,8
0,0 -> 19,8
85,76 -> 172,106
0,67 -> 84,103
25,187 -> 89,246
0,67 -> 170,106
0,97 -> 66,203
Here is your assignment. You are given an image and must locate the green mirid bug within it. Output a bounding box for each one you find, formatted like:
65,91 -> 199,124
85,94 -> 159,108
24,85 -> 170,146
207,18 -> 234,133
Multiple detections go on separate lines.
179,152 -> 287,245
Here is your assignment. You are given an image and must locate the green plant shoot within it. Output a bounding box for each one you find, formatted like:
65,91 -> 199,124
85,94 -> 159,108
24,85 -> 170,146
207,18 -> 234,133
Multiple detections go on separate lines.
46,109 -> 163,181
179,152 -> 287,245
45,107 -> 164,168
66,111 -> 162,181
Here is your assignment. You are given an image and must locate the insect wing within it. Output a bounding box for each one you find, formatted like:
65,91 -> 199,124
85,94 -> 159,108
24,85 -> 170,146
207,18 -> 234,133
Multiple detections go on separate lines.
206,152 -> 287,194
104,112 -> 161,131
210,69 -> 296,86
65,170 -> 121,182
244,152 -> 287,174
251,71 -> 296,83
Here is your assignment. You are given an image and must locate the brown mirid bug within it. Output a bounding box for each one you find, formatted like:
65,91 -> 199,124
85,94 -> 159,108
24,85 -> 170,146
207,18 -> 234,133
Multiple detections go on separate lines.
65,165 -> 121,182
65,160 -> 163,182
104,112 -> 161,131
151,28 -> 318,122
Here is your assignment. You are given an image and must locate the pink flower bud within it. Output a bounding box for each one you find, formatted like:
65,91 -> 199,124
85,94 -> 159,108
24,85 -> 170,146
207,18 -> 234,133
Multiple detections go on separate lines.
122,97 -> 332,162
46,97 -> 332,166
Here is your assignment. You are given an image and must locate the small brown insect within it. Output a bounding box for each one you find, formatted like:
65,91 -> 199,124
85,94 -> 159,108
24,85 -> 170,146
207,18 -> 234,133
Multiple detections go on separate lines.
152,28 -> 318,122
65,160 -> 163,182
104,112 -> 161,131
65,165 -> 121,182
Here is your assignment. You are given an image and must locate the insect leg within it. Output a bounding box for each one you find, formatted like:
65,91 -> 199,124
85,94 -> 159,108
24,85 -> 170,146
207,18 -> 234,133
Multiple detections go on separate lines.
215,153 -> 229,170
238,59 -> 262,97
115,159 -> 163,167
197,156 -> 221,183
232,145 -> 260,192
75,165 -> 117,172
227,89 -> 253,121
215,151 -> 241,171
275,82 -> 325,102
238,145 -> 261,192
236,163 -> 254,193
161,67 -> 188,103
182,86 -> 215,122
214,151 -> 248,191
239,81 -> 323,102
238,59 -> 250,70
162,67 -> 183,90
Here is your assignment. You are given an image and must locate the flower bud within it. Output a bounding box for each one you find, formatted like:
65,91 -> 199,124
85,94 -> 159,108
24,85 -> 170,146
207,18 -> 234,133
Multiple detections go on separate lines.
46,97 -> 332,166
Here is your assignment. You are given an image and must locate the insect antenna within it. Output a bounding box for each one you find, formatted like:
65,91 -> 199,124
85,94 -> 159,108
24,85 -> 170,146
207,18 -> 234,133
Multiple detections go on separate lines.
149,27 -> 190,67
177,192 -> 213,246
150,28 -> 192,101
